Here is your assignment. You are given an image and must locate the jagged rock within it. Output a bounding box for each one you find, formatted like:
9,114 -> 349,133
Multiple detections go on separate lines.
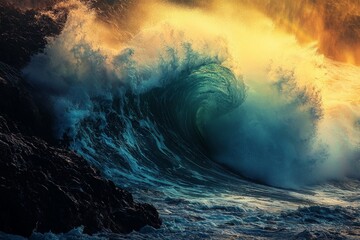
0,2 -> 162,237
0,62 -> 52,140
0,1 -> 67,68
4,0 -> 59,9
0,63 -> 161,237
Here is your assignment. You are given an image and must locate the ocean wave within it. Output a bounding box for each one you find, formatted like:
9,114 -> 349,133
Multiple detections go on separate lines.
22,1 -> 360,189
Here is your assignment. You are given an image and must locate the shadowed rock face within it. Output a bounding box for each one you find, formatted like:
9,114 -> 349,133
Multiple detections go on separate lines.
0,121 -> 161,236
0,1 -> 67,68
0,2 -> 161,238
0,62 -> 161,238
0,62 -> 53,141
3,0 -> 59,9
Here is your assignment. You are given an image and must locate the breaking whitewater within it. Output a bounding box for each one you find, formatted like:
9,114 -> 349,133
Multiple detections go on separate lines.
3,1 -> 360,239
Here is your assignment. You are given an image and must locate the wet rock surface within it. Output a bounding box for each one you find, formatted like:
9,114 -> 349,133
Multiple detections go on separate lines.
0,1 -> 67,68
0,2 -> 161,238
0,116 -> 161,237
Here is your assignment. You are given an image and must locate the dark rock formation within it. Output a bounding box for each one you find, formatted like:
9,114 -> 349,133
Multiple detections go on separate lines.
4,0 -> 60,9
0,61 -> 161,238
0,63 -> 161,238
0,2 -> 162,238
0,1 -> 67,68
0,62 -> 52,140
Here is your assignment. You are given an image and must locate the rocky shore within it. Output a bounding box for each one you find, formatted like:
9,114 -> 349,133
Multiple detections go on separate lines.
0,1 -> 161,237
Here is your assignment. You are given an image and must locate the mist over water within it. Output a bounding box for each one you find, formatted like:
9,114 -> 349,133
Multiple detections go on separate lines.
19,0 -> 360,239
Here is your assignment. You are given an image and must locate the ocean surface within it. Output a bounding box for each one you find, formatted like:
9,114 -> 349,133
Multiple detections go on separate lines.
2,1 -> 360,239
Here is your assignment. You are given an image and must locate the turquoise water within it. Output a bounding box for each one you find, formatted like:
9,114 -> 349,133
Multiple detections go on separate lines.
2,4 -> 359,237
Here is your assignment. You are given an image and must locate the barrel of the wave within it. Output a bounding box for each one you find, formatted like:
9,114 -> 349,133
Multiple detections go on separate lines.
141,63 -> 246,150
